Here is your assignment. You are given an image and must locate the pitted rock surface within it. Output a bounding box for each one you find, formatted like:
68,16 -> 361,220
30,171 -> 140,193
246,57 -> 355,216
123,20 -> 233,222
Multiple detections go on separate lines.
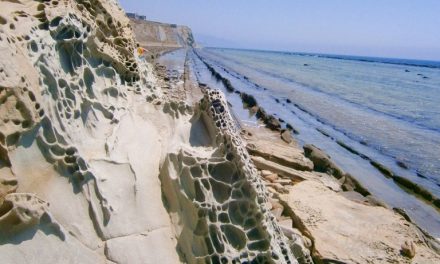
160,88 -> 312,263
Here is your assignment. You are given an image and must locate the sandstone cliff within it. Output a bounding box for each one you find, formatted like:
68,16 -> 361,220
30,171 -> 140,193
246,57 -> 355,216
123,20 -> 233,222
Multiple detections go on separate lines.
0,1 -> 304,263
0,0 -> 172,262
130,18 -> 195,49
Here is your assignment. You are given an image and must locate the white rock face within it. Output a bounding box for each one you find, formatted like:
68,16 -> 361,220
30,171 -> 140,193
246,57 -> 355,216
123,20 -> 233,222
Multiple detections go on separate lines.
130,18 -> 195,48
0,1 -> 302,263
160,89 -> 308,263
0,0 -> 179,262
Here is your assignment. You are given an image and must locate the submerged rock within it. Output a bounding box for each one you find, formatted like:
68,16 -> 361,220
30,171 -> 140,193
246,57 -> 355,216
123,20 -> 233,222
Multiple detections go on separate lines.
303,144 -> 344,179
341,173 -> 371,197
255,107 -> 282,131
281,129 -> 293,143
240,92 -> 258,108
370,160 -> 394,177
393,175 -> 434,201
286,123 -> 299,134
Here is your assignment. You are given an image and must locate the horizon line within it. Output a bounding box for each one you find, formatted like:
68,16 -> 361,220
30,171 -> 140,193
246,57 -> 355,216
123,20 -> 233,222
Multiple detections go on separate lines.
200,45 -> 440,65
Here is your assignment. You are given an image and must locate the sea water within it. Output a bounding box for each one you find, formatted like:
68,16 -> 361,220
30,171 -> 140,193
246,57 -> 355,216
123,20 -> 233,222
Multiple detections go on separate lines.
189,47 -> 440,237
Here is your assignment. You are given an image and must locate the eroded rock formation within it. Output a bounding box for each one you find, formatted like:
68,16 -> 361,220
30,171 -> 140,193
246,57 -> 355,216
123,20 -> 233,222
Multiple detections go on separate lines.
0,0 -> 173,263
0,1 -> 308,263
160,89 -> 311,263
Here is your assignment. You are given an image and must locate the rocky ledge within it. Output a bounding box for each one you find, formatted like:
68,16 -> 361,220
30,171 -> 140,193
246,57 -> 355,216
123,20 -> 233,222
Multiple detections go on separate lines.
241,125 -> 440,263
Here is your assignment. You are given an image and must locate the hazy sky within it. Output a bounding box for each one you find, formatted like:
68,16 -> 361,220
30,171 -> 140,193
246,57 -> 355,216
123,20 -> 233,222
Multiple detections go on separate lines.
119,0 -> 440,60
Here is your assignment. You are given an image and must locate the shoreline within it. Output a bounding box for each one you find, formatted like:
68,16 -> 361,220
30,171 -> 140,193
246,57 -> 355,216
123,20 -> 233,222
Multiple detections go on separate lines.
199,47 -> 440,189
194,48 -> 440,213
193,47 -> 440,235
152,47 -> 440,262
206,47 -> 440,70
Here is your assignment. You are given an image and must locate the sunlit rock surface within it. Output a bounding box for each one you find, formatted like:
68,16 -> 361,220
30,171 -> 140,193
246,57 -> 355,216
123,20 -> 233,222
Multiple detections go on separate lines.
0,1 -> 303,263
0,0 -> 176,262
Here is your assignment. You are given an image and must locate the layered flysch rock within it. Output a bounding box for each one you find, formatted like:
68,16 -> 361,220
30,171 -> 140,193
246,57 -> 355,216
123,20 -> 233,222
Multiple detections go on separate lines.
0,1 -> 305,263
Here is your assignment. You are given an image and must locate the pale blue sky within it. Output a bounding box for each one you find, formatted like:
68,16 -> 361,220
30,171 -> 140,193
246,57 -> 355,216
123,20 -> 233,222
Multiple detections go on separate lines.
119,0 -> 440,60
